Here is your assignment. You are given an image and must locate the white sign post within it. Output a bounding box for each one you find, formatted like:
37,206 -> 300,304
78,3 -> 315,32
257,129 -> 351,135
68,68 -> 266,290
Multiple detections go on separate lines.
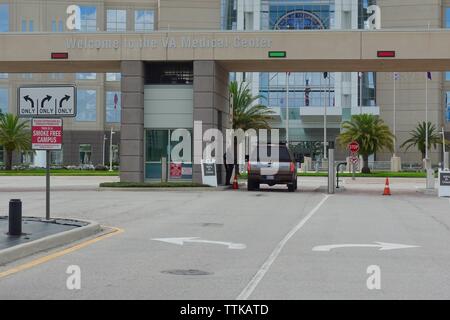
18,86 -> 76,117
201,159 -> 218,187
19,86 -> 77,221
31,118 -> 64,221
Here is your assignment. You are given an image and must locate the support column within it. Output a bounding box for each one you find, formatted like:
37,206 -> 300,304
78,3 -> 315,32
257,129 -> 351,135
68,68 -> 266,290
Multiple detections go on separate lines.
120,61 -> 145,183
193,61 -> 230,185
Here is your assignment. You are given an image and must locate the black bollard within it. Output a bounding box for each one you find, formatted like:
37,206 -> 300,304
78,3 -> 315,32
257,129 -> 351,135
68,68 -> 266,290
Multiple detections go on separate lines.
8,199 -> 22,236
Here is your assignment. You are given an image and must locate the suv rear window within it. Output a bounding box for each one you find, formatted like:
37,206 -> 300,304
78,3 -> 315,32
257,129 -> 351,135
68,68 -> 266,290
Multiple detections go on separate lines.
250,145 -> 292,162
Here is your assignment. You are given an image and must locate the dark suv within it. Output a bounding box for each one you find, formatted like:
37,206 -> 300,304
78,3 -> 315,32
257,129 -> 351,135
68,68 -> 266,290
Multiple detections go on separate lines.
247,144 -> 301,192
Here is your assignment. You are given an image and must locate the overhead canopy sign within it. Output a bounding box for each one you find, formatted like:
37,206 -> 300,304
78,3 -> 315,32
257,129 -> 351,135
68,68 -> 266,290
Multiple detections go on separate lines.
32,118 -> 63,150
18,86 -> 76,117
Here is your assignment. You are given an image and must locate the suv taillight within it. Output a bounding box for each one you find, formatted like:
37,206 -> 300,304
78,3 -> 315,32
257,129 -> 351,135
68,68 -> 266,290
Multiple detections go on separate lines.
247,162 -> 251,173
290,162 -> 295,173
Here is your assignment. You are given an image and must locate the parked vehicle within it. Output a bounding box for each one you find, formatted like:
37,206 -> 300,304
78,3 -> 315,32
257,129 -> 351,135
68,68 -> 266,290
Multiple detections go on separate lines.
247,144 -> 302,192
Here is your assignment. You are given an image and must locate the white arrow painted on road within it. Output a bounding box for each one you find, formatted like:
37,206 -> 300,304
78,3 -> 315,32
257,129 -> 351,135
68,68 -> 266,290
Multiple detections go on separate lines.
152,237 -> 246,250
312,242 -> 420,252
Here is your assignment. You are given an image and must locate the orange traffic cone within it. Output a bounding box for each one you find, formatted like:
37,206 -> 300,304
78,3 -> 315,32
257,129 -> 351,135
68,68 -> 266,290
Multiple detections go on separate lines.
233,174 -> 239,190
383,177 -> 391,196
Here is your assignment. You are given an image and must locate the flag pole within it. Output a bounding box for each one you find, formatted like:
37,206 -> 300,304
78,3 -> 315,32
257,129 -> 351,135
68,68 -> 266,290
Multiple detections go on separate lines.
359,72 -> 363,114
286,72 -> 289,145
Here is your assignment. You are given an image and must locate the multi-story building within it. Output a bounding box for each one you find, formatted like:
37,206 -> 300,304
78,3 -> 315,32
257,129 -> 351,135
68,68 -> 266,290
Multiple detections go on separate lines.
0,0 -> 449,177
223,0 -> 448,165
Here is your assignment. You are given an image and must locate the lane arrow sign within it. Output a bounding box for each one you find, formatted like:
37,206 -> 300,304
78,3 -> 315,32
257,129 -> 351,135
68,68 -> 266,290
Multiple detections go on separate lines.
23,95 -> 35,109
41,95 -> 52,109
152,237 -> 246,250
312,242 -> 420,252
59,94 -> 71,108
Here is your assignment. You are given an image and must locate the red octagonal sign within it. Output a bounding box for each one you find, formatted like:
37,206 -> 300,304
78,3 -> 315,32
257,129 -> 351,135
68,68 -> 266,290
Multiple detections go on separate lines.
348,141 -> 360,154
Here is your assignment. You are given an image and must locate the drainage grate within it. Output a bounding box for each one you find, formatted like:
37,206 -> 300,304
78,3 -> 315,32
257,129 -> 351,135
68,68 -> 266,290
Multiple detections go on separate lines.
161,269 -> 212,276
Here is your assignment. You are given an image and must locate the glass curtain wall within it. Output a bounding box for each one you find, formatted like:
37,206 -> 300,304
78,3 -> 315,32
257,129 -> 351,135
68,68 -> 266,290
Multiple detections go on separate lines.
259,0 -> 336,129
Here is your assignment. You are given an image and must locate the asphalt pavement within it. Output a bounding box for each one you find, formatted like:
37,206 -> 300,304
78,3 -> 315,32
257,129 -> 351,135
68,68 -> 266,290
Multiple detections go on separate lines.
0,176 -> 449,299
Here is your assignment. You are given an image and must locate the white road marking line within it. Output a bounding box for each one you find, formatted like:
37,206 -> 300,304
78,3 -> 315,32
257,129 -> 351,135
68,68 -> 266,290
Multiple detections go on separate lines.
236,194 -> 331,300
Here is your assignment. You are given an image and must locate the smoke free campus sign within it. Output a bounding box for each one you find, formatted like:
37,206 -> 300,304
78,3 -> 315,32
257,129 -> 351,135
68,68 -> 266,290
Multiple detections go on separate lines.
32,118 -> 63,151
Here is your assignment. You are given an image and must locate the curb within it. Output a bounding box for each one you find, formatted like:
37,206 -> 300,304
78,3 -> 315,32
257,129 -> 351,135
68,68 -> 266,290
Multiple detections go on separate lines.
0,218 -> 101,266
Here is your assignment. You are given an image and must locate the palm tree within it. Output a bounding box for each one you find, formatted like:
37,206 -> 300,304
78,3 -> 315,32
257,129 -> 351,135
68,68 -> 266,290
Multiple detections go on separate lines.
338,114 -> 394,174
229,81 -> 274,130
0,113 -> 31,170
400,122 -> 445,160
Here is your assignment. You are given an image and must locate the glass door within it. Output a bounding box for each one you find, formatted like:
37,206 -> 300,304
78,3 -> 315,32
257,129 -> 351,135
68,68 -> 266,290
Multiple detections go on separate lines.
145,129 -> 193,181
145,130 -> 169,180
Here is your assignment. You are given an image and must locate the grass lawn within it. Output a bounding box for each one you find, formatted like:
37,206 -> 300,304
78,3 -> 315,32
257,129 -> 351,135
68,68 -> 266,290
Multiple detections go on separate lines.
297,171 -> 427,178
239,171 -> 428,179
0,169 -> 119,176
100,182 -> 210,188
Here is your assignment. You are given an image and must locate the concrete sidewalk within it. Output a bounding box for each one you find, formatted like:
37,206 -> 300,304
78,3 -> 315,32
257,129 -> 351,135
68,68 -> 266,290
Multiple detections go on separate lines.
0,176 -> 119,192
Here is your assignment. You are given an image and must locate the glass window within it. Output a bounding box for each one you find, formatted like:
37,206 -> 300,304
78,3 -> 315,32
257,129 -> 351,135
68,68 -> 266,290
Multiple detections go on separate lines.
76,89 -> 97,121
49,73 -> 64,80
106,73 -> 121,81
50,150 -> 63,165
0,145 -> 3,164
21,19 -> 27,32
111,145 -> 120,164
21,151 -> 34,164
29,20 -> 34,32
135,10 -> 154,32
0,4 -> 9,32
0,73 -> 7,79
76,73 -> 96,80
446,72 -> 450,81
79,144 -> 92,164
106,91 -> 121,123
0,87 -> 8,114
51,19 -> 64,32
22,73 -> 33,80
446,8 -> 450,28
107,9 -> 127,32
80,6 -> 97,32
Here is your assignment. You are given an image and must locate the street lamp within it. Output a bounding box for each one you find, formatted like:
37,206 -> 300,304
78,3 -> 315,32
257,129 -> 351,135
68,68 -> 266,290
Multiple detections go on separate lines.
102,134 -> 107,166
109,126 -> 115,172
323,72 -> 328,160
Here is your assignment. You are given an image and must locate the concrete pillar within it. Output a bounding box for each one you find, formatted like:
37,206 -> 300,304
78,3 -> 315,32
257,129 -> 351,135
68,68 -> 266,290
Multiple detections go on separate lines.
119,61 -> 145,183
302,156 -> 312,172
390,156 -> 402,172
193,61 -> 230,185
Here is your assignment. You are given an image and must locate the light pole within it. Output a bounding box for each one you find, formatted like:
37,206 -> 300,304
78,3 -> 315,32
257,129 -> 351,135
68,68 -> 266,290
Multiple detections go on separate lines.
109,126 -> 115,172
102,134 -> 107,166
425,73 -> 429,162
323,72 -> 328,160
393,72 -> 397,157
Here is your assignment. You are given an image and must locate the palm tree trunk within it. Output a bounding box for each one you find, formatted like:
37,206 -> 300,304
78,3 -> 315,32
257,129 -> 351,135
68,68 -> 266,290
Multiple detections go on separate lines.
361,154 -> 370,174
6,150 -> 13,171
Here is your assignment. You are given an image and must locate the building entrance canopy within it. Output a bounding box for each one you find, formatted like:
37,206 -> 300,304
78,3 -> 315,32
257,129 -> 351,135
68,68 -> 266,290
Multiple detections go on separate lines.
1,30 -> 450,73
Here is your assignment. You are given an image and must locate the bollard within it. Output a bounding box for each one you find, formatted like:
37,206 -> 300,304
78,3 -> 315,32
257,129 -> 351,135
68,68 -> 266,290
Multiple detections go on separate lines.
8,199 -> 22,236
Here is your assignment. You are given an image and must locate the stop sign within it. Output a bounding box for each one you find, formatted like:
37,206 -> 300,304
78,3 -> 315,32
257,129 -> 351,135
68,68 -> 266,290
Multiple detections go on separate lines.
348,141 -> 360,154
